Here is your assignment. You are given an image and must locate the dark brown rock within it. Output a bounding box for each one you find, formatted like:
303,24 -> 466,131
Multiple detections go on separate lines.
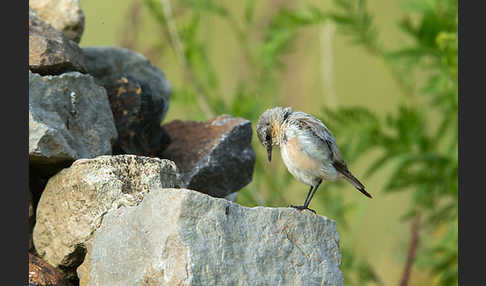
29,8 -> 85,75
161,115 -> 255,198
106,75 -> 171,156
29,253 -> 70,286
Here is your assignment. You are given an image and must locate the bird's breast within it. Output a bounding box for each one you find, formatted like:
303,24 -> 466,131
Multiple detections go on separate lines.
280,135 -> 327,186
282,136 -> 321,171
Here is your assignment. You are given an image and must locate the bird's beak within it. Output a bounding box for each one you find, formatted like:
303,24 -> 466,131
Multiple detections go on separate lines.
266,145 -> 272,162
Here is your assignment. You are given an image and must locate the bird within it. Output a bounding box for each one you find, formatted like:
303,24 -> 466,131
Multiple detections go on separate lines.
256,106 -> 372,213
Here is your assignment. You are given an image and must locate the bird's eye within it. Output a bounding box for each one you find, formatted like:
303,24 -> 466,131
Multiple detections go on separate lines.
265,134 -> 271,141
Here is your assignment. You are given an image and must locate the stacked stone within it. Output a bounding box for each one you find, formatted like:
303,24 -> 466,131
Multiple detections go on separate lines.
28,1 -> 343,285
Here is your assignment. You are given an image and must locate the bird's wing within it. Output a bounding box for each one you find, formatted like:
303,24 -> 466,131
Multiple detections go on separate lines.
291,111 -> 371,197
290,111 -> 346,166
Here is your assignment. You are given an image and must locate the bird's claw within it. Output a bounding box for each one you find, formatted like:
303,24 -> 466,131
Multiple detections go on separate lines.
288,205 -> 316,214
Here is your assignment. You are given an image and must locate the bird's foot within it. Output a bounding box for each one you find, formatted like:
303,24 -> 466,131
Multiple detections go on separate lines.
288,205 -> 316,214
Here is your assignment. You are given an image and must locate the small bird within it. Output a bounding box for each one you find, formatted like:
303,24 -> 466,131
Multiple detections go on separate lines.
256,106 -> 372,213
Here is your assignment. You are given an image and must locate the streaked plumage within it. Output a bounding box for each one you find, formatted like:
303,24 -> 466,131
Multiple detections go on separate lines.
256,106 -> 371,213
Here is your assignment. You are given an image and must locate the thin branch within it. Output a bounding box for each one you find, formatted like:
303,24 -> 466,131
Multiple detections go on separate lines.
159,0 -> 215,117
399,214 -> 420,286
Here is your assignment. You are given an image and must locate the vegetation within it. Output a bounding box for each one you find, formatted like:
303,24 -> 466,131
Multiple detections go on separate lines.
115,0 -> 458,284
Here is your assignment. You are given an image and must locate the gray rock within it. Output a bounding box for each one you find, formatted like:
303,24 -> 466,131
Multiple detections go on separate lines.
161,115 -> 256,198
29,0 -> 85,43
33,155 -> 182,282
82,47 -> 171,124
29,8 -> 85,75
29,71 -> 117,171
78,188 -> 344,286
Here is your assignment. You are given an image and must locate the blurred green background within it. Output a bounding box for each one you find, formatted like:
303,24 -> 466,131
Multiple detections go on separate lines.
80,0 -> 458,285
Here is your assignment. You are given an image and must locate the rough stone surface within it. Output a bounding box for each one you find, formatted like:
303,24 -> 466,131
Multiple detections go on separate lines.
29,71 -> 117,171
83,46 -> 171,124
29,252 -> 70,286
78,188 -> 343,286
29,8 -> 85,75
106,75 -> 171,156
29,0 -> 85,43
161,115 -> 256,198
33,155 -> 182,281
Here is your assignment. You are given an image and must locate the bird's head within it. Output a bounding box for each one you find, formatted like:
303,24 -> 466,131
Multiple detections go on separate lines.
256,106 -> 292,162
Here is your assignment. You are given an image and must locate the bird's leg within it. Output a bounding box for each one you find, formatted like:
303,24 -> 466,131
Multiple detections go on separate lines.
303,185 -> 314,206
303,179 -> 322,209
289,185 -> 316,214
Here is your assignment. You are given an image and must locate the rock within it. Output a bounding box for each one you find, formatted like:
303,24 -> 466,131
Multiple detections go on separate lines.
29,71 -> 117,173
33,155 -> 182,282
29,191 -> 33,222
78,188 -> 344,286
82,47 -> 171,124
161,115 -> 256,198
106,75 -> 171,156
224,191 -> 238,202
29,0 -> 85,43
29,8 -> 85,76
29,252 -> 70,286
29,191 -> 35,251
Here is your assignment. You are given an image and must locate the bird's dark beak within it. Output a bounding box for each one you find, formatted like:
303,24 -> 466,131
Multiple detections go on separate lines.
266,144 -> 272,162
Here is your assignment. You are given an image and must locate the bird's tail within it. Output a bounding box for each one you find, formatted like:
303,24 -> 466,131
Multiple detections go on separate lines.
341,170 -> 372,198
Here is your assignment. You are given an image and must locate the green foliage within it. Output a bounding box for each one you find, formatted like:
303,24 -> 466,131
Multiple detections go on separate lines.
141,0 -> 457,285
320,0 -> 458,284
330,0 -> 380,53
340,247 -> 385,286
144,0 -> 303,209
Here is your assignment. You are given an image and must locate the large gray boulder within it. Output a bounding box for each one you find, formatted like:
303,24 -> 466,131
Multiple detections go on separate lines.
82,47 -> 171,125
161,115 -> 256,198
29,8 -> 85,76
33,155 -> 182,282
29,71 -> 117,171
78,188 -> 343,286
29,0 -> 85,43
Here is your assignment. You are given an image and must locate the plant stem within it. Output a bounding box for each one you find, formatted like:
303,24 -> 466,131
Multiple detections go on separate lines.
320,22 -> 338,109
159,0 -> 215,118
399,214 -> 420,286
